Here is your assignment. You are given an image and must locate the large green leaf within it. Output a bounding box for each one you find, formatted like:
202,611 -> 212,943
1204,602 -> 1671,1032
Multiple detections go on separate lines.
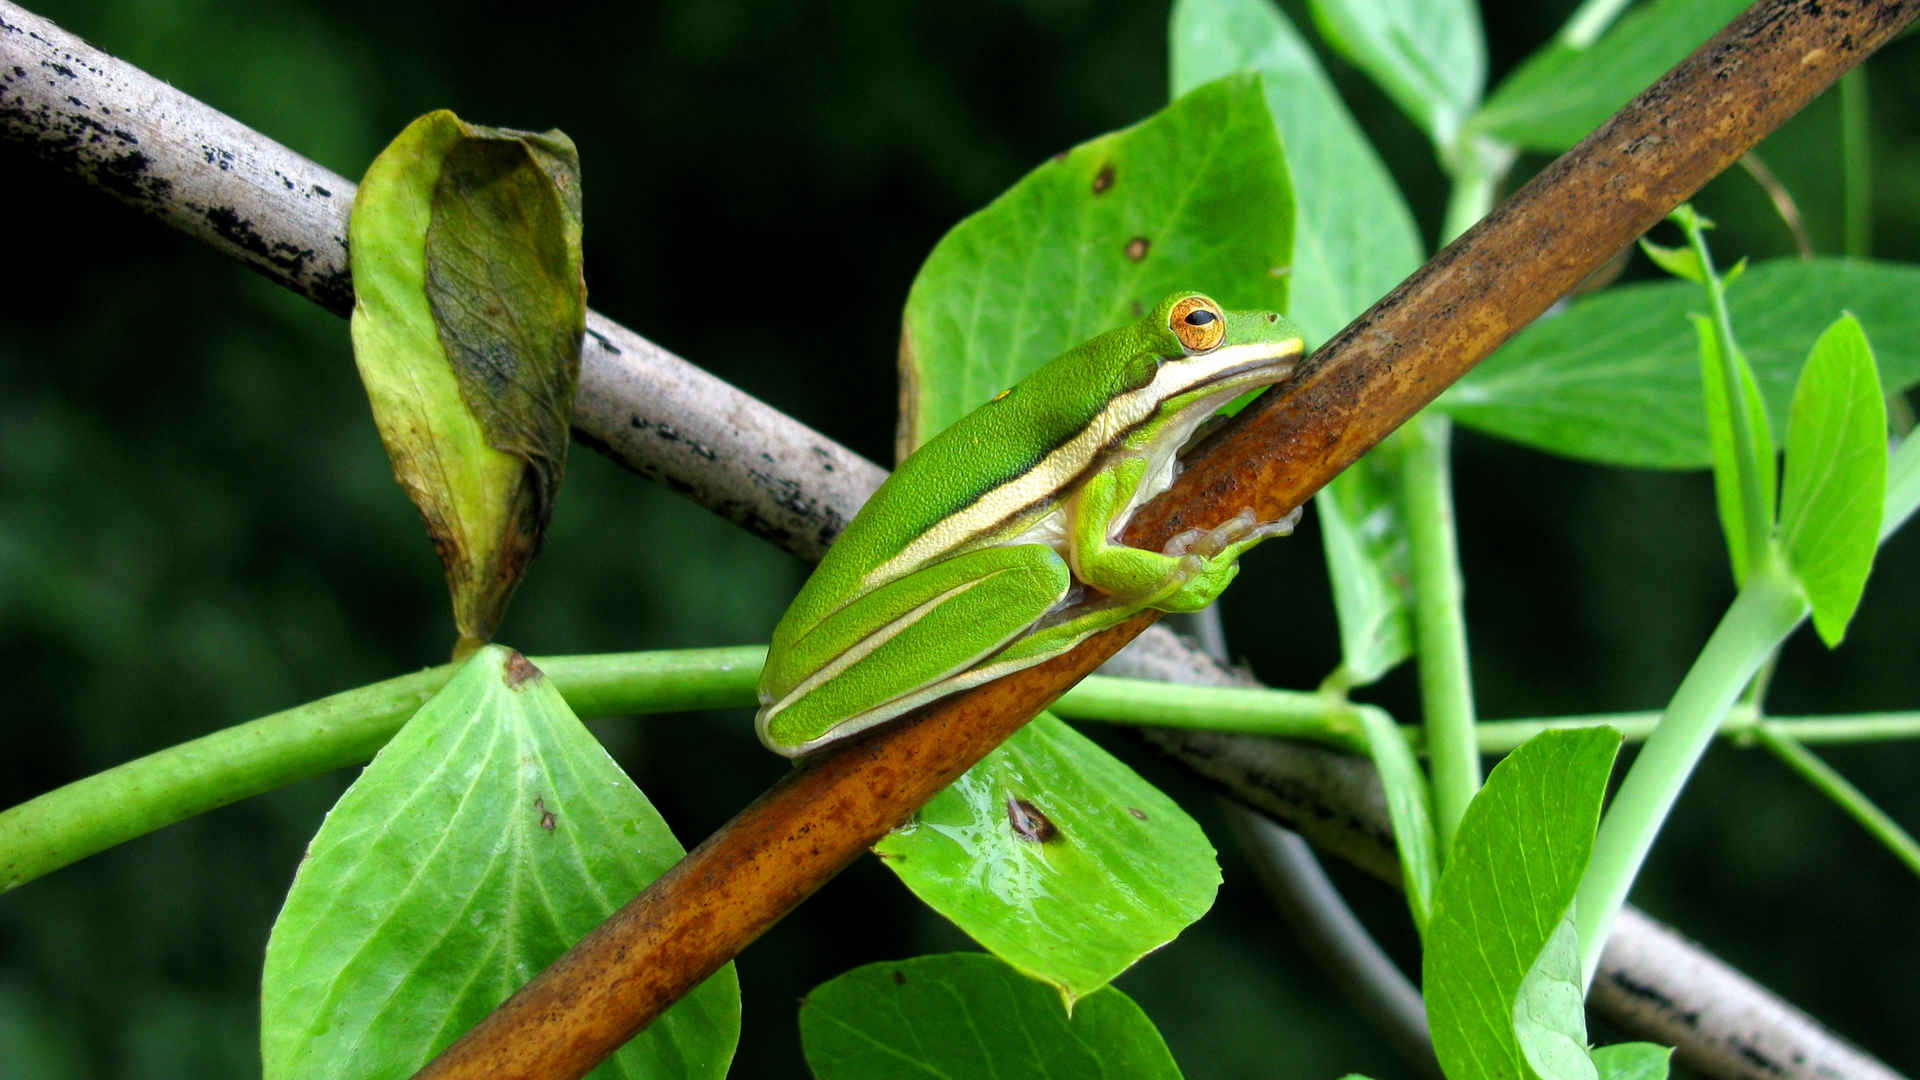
800,954 -> 1181,1079
1170,0 -> 1422,345
1423,727 -> 1622,1080
1471,0 -> 1750,151
897,73 -> 1291,451
1780,315 -> 1888,646
873,714 -> 1219,1006
261,646 -> 739,1079
1442,259 -> 1920,468
350,110 -> 586,654
1306,0 -> 1485,150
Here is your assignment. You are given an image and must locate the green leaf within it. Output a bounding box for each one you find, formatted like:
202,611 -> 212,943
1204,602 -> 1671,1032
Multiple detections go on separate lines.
427,129 -> 584,526
1170,0 -> 1422,345
898,73 -> 1291,452
873,714 -> 1219,1006
261,646 -> 739,1079
1780,315 -> 1888,646
1306,0 -> 1485,149
1513,916 -> 1596,1080
1442,259 -> 1920,467
1424,727 -> 1622,1080
1471,0 -> 1750,151
1356,708 -> 1436,934
1315,442 -> 1413,685
1694,314 -> 1776,585
1591,1043 -> 1673,1080
1636,237 -> 1703,285
800,954 -> 1181,1079
350,111 -> 586,654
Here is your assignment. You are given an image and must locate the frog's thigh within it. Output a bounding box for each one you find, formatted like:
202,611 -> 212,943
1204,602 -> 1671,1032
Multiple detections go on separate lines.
973,598 -> 1140,677
763,545 -> 1070,743
868,597 -> 1142,738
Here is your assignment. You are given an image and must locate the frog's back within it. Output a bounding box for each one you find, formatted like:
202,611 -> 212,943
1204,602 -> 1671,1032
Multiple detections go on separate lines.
774,326 -> 1152,646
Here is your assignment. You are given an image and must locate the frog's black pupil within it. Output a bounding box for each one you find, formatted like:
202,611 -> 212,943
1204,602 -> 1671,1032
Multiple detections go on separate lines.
1185,309 -> 1217,326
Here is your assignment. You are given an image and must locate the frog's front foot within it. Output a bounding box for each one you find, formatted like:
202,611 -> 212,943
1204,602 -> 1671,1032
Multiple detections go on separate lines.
1162,505 -> 1303,559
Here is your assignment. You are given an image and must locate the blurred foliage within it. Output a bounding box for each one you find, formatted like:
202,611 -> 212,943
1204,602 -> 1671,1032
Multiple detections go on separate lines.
1,1 -> 1916,1077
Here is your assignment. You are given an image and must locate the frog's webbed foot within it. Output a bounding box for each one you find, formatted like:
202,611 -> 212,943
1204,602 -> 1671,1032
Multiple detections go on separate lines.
1145,505 -> 1302,612
1162,505 -> 1303,559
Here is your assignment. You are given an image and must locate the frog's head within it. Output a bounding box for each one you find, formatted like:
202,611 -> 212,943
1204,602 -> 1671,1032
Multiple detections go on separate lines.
1125,290 -> 1304,418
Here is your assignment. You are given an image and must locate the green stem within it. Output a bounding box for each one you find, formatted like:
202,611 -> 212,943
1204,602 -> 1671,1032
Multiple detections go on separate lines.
1680,209 -> 1773,571
1398,415 -> 1481,855
1052,679 -> 1371,752
17,617 -> 1920,898
1438,159 -> 1503,247
1839,68 -> 1871,258
0,647 -> 766,892
1751,723 -> 1920,877
1574,572 -> 1807,986
1437,120 -> 1513,246
1458,709 -> 1920,754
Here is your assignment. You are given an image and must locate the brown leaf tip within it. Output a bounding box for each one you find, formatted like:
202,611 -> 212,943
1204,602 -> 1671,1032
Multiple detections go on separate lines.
503,649 -> 544,687
1006,797 -> 1058,843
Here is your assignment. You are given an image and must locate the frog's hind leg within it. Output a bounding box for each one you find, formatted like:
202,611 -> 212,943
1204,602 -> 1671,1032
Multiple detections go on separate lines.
951,594 -> 1143,691
758,545 -> 1070,753
857,588 -> 1163,738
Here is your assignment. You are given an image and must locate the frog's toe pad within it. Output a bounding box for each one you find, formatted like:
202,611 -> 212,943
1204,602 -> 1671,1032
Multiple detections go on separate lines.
1162,505 -> 1302,557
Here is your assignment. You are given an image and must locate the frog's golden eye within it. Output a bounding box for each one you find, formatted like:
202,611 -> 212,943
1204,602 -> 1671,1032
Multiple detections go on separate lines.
1169,295 -> 1226,352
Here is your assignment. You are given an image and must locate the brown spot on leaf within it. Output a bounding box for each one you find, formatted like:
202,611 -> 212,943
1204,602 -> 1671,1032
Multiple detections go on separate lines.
1124,237 -> 1150,262
1128,807 -> 1148,820
535,797 -> 557,832
504,650 -> 543,687
1007,797 -> 1058,843
1092,164 -> 1115,194
892,970 -> 907,985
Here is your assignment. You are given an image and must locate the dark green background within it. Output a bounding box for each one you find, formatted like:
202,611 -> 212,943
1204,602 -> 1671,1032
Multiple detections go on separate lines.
3,1 -> 1916,1077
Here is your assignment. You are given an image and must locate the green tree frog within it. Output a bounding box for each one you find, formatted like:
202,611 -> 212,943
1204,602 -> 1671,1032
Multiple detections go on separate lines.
756,291 -> 1305,756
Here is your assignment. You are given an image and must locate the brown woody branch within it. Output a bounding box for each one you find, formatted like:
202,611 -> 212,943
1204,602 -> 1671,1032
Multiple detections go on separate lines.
415,1 -> 1920,1077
